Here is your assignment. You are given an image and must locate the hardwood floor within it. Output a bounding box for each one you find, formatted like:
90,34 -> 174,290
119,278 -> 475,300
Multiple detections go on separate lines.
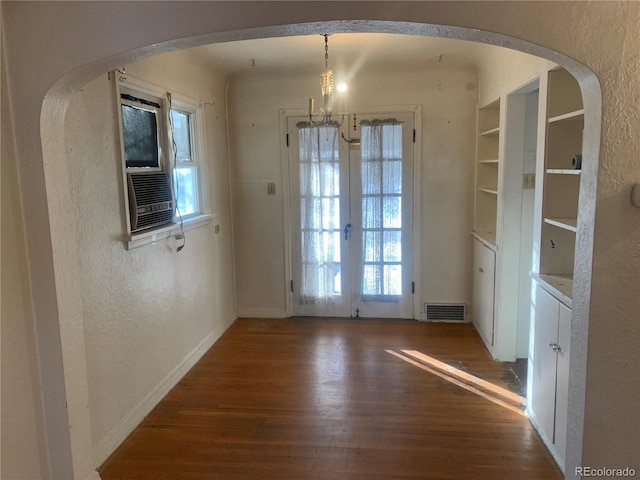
99,318 -> 562,479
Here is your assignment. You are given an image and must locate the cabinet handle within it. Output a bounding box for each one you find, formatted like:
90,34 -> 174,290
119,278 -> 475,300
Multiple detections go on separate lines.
479,267 -> 484,273
549,342 -> 561,353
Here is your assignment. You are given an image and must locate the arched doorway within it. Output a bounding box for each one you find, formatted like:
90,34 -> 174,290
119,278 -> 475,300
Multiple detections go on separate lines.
33,16 -> 600,480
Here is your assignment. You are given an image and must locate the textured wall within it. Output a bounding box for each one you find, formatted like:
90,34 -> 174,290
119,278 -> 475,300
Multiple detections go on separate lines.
2,2 -> 639,479
63,51 -> 236,455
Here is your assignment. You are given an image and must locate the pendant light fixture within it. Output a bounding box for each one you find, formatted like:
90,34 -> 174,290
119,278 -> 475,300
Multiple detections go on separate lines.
307,34 -> 347,126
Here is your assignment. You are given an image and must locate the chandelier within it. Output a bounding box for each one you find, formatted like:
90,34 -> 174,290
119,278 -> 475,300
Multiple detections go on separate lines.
307,34 -> 347,126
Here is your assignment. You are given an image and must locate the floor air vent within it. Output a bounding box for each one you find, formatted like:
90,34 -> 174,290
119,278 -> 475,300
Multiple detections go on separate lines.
425,303 -> 466,322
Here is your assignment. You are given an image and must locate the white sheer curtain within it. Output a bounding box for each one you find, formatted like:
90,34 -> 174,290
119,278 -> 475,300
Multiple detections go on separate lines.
297,123 -> 341,304
360,119 -> 403,301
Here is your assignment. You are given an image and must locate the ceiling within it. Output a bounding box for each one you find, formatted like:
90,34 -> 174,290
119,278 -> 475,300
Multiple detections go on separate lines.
189,33 -> 502,77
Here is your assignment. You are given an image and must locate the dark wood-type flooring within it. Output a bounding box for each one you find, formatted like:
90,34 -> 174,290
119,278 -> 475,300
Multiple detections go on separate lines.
99,318 -> 562,479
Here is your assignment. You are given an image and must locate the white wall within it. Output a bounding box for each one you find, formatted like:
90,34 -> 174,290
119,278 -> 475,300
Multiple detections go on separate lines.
477,49 -> 556,107
1,31 -> 51,478
229,64 -> 478,317
63,50 -> 236,463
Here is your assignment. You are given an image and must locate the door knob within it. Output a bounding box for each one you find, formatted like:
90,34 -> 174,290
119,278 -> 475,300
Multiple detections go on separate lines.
344,223 -> 352,240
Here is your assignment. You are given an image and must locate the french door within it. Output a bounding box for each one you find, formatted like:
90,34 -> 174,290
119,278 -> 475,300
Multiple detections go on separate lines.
288,112 -> 414,318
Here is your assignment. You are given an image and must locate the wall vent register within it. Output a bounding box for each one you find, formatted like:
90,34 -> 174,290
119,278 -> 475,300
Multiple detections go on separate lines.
425,303 -> 466,322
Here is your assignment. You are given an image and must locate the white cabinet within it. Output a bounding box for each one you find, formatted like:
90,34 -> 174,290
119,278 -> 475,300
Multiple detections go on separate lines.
529,281 -> 571,469
472,238 -> 495,348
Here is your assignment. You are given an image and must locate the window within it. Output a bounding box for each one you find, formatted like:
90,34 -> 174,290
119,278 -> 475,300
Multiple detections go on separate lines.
116,74 -> 207,240
170,107 -> 200,218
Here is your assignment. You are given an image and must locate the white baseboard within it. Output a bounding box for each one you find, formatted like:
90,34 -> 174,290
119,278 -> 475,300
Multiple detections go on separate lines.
92,313 -> 236,468
236,307 -> 287,318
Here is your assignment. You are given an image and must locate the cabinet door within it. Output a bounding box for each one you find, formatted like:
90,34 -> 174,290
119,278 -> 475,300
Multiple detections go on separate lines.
530,284 -> 559,444
473,239 -> 496,346
554,303 -> 571,464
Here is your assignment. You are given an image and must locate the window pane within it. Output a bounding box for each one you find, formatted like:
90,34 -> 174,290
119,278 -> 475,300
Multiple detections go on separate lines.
122,104 -> 159,168
170,110 -> 192,162
174,166 -> 197,216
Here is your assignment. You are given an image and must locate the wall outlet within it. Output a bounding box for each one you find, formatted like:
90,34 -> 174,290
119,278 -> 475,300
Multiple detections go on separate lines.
267,182 -> 276,195
523,173 -> 536,189
214,224 -> 220,234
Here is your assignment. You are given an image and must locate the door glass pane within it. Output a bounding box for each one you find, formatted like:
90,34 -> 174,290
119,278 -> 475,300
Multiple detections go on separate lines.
360,120 -> 403,300
382,196 -> 402,228
362,197 -> 381,228
362,265 -> 381,296
298,125 -> 341,302
383,265 -> 402,295
363,231 -> 381,262
382,160 -> 402,194
383,231 -> 401,262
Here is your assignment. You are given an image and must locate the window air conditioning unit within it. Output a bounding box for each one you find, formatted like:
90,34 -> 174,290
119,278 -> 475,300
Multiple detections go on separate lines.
127,172 -> 175,232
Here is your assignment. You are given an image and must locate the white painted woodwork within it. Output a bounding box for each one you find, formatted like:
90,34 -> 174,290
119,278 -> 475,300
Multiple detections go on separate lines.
529,281 -> 572,471
472,238 -> 496,347
495,84 -> 540,362
530,283 -> 559,444
348,112 -> 416,319
555,302 -> 572,466
474,99 -> 501,240
527,66 -> 583,472
474,80 -> 539,361
536,67 -> 583,287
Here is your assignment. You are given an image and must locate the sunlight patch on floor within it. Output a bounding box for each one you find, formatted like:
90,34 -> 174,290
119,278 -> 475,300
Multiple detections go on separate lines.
386,349 -> 527,417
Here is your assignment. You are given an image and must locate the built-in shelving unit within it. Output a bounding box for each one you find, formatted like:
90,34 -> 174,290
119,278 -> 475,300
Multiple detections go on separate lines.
472,98 -> 503,352
538,67 -> 583,297
528,67 -> 583,471
473,98 -> 501,248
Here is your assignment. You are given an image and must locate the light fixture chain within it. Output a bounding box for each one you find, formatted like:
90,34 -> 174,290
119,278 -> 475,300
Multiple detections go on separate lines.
324,34 -> 329,69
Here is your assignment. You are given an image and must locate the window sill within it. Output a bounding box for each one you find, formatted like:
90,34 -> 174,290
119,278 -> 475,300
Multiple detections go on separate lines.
125,213 -> 214,250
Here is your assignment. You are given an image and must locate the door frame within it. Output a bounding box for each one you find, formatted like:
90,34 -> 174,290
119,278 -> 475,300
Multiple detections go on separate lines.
279,104 -> 423,318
